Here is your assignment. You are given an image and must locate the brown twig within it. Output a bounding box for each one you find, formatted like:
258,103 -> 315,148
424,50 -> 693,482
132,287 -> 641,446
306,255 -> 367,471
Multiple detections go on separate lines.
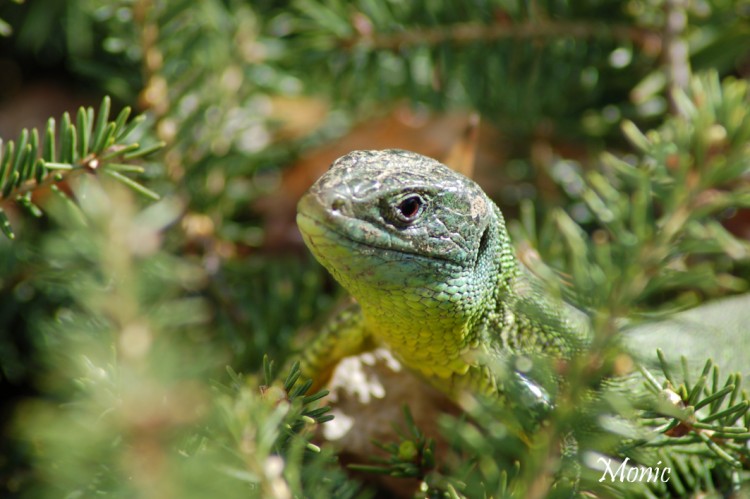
663,0 -> 691,114
0,167 -> 84,211
343,20 -> 656,51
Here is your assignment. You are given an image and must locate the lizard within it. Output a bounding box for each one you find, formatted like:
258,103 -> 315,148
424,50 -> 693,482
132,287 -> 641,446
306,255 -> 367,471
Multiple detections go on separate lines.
295,148 -> 590,406
294,148 -> 750,496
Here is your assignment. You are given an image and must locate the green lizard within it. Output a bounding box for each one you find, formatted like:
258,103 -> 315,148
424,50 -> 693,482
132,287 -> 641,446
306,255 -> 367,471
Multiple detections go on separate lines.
294,148 -> 750,495
296,149 -> 589,404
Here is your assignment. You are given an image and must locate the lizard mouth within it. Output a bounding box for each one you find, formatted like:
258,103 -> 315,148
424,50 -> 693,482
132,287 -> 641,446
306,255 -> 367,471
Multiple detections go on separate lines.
296,208 -> 413,261
296,193 -> 357,247
296,193 -> 459,266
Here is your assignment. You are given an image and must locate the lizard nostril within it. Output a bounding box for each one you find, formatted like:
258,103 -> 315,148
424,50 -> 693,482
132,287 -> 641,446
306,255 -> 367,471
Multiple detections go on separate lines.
331,197 -> 345,213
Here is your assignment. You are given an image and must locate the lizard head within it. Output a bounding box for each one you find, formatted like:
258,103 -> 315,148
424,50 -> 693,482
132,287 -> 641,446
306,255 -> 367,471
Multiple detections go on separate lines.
297,149 -> 518,361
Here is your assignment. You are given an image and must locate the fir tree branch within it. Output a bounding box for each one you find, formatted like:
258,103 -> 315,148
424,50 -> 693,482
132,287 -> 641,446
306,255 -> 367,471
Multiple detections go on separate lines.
0,96 -> 162,238
347,406 -> 437,480
634,360 -> 750,488
341,19 -> 656,51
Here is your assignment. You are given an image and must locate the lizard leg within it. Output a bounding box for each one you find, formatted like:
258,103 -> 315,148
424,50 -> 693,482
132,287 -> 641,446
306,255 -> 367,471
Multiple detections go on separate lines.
299,301 -> 374,392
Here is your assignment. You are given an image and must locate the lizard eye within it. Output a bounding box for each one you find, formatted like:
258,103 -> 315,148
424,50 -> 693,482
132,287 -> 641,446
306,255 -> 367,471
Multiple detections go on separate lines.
394,195 -> 425,223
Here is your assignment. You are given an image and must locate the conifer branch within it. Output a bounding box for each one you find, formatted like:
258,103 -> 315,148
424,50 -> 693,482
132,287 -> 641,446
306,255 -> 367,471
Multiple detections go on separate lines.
348,406 -> 437,480
0,96 -> 163,239
340,19 -> 656,51
638,359 -> 750,470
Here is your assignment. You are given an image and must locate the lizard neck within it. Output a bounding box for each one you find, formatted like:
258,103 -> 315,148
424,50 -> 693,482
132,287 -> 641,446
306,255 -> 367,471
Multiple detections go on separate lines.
358,296 -> 485,378
346,204 -> 521,379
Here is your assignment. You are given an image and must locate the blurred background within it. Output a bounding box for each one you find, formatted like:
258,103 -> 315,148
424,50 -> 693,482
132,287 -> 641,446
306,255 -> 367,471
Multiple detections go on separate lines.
0,0 -> 749,497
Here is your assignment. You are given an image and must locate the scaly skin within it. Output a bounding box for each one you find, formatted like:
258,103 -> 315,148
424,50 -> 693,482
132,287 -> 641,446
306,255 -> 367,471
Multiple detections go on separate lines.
296,149 -> 587,400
